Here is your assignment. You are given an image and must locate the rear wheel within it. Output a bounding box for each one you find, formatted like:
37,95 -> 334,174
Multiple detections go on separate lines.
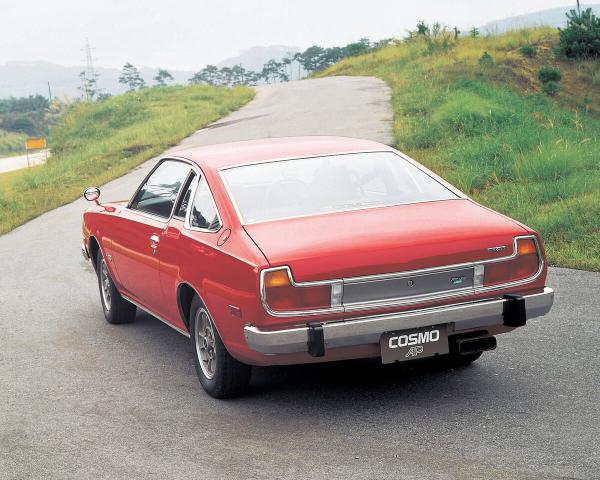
190,296 -> 251,398
96,250 -> 136,324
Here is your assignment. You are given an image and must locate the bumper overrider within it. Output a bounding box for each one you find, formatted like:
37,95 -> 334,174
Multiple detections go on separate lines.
244,287 -> 554,355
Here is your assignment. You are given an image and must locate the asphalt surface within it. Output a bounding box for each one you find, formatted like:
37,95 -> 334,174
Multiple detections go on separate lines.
0,149 -> 49,173
1,76 -> 599,480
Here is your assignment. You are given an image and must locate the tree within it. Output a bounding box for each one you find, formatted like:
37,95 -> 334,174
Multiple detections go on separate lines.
230,65 -> 247,86
293,52 -> 304,79
453,26 -> 461,40
299,46 -> 326,72
0,95 -> 51,136
344,39 -> 371,57
469,27 -> 480,38
154,68 -> 174,87
558,0 -> 600,58
78,70 -> 99,101
323,47 -> 345,66
189,65 -> 220,85
281,56 -> 293,80
261,59 -> 286,83
118,62 -> 146,90
416,20 -> 429,36
372,38 -> 396,50
219,67 -> 234,86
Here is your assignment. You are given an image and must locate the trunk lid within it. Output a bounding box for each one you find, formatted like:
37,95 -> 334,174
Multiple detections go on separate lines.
243,199 -> 526,281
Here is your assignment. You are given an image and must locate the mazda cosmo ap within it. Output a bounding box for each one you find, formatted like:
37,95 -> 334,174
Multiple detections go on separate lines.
81,136 -> 554,397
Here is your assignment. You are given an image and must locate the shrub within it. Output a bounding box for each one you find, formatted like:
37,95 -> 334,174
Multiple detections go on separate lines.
538,65 -> 562,83
478,51 -> 493,66
542,81 -> 561,96
519,45 -> 537,57
592,69 -> 600,86
558,2 -> 600,58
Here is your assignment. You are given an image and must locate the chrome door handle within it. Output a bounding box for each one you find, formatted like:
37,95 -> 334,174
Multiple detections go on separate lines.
150,234 -> 160,245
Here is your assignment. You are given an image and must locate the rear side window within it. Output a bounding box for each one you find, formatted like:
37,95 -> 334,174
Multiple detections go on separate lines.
189,176 -> 220,231
174,172 -> 197,219
130,161 -> 190,218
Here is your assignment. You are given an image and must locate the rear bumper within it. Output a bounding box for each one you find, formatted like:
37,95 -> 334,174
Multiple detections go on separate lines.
244,287 -> 554,355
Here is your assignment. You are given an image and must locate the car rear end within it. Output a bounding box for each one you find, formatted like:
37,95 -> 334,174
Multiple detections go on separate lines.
219,148 -> 554,366
242,233 -> 551,366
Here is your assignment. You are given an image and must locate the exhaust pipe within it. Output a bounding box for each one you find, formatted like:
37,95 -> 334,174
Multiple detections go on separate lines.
456,336 -> 497,355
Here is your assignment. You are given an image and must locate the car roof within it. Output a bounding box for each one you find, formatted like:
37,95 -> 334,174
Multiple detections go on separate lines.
169,136 -> 394,171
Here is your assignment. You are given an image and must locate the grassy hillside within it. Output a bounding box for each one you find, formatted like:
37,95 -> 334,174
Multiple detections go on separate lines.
318,28 -> 600,271
0,85 -> 253,235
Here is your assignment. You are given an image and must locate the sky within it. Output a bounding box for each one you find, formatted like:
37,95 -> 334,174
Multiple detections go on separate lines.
0,0 -> 581,71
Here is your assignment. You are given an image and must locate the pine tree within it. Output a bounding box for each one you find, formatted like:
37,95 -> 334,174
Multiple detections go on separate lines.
118,63 -> 146,90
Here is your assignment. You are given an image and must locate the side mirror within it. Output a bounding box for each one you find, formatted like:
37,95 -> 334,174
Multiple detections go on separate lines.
83,187 -> 101,204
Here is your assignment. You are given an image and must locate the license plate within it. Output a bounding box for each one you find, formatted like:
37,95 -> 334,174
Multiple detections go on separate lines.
380,324 -> 449,364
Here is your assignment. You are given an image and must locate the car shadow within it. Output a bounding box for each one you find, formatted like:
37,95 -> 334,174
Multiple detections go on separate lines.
132,310 -> 522,414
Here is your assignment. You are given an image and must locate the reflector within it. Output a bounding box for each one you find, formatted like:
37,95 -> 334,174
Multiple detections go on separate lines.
264,269 -> 291,288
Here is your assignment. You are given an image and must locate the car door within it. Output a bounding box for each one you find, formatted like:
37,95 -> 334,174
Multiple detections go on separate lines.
158,171 -> 223,327
110,159 -> 191,316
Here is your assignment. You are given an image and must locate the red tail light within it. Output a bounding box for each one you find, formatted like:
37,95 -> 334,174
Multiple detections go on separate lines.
483,238 -> 540,286
262,268 -> 342,313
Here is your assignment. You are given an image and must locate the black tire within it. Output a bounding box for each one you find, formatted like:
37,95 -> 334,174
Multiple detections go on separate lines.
189,296 -> 251,398
96,249 -> 136,324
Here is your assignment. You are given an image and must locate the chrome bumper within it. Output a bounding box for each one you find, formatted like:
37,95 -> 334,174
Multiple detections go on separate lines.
244,287 -> 554,355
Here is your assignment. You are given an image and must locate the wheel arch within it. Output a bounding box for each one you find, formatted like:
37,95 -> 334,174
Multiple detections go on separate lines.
177,282 -> 198,331
176,282 -> 221,334
88,235 -> 101,271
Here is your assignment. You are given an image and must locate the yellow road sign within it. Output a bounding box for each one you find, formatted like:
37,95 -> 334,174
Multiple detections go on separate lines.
26,137 -> 46,150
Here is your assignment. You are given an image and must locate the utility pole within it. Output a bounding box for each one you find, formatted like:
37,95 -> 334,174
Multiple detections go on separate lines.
80,38 -> 99,100
84,38 -> 96,84
47,82 -> 52,103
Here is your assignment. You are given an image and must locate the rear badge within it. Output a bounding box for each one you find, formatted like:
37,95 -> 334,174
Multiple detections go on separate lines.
488,245 -> 507,252
450,276 -> 465,285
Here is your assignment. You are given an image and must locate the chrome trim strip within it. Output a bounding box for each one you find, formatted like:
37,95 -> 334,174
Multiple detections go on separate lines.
217,150 -> 461,226
244,287 -> 554,354
122,294 -> 190,338
259,235 -> 544,317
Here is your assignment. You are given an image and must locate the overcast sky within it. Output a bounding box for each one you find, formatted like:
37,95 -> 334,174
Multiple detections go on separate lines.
0,0 -> 579,71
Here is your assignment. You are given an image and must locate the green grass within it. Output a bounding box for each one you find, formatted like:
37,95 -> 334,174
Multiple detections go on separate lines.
318,28 -> 600,271
0,129 -> 27,156
0,85 -> 254,235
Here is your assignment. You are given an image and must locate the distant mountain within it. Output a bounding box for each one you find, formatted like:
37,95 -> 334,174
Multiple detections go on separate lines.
0,61 -> 195,99
0,47 -> 301,99
217,45 -> 300,72
480,4 -> 600,34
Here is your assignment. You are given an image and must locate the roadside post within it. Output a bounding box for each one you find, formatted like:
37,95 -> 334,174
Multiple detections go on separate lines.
25,137 -> 46,168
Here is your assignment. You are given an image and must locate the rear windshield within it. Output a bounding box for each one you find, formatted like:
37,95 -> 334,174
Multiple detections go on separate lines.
221,151 -> 457,224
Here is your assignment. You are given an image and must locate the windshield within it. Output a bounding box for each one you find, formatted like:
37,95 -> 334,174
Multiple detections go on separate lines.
221,151 -> 458,224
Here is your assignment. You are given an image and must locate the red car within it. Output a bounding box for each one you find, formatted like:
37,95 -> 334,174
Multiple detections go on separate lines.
81,136 -> 554,398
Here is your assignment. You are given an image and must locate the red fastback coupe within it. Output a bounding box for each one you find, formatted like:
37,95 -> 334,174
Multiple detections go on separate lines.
82,136 -> 554,397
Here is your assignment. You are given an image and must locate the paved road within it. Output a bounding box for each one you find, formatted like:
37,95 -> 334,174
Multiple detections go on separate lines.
0,149 -> 49,173
1,77 -> 598,480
